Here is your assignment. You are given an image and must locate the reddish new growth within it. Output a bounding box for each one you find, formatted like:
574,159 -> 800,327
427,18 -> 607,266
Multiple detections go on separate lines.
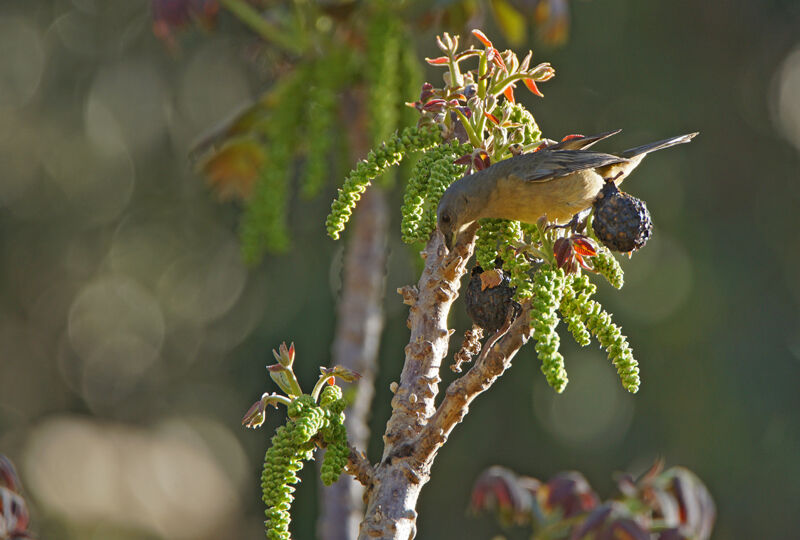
554,234 -> 597,274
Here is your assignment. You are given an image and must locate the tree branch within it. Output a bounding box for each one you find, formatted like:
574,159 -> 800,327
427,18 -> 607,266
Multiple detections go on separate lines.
412,303 -> 533,464
357,226 -> 478,540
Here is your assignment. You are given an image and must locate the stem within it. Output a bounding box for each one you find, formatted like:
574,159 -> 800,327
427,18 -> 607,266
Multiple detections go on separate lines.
218,0 -> 303,54
477,52 -> 488,99
311,376 -> 330,403
453,108 -> 482,149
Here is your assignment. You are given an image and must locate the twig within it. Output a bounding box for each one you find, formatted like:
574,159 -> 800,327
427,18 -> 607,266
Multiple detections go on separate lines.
218,0 -> 303,54
345,444 -> 376,489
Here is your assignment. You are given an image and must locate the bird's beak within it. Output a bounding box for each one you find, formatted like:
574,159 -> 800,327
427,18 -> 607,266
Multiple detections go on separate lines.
444,231 -> 456,252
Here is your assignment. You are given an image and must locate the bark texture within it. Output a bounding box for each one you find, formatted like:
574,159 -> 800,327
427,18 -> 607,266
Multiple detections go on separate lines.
356,226 -> 534,539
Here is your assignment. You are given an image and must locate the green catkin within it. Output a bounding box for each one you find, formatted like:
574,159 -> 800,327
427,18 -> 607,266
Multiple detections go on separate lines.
401,150 -> 439,243
401,140 -> 471,244
419,144 -> 468,239
559,278 -> 592,346
301,59 -> 339,199
564,274 -> 640,392
318,385 -> 348,486
320,422 -> 348,486
475,219 -> 508,269
591,247 -> 625,289
530,268 -> 568,392
520,222 -> 541,244
326,124 -> 442,240
241,69 -> 308,262
262,395 -> 325,540
475,220 -> 531,298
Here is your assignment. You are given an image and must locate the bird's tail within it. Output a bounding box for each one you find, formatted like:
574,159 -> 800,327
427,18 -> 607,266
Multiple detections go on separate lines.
620,132 -> 699,158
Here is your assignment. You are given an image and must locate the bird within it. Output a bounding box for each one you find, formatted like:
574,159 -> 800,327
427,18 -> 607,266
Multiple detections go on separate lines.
436,130 -> 698,250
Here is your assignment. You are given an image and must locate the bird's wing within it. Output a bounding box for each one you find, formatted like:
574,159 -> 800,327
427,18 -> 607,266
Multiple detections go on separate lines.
516,150 -> 628,182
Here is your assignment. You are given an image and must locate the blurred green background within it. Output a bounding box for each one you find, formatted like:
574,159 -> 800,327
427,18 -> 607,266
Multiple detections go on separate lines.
1,1 -> 798,538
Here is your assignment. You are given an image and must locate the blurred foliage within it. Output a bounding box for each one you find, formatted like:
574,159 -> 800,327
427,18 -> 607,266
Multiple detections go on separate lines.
166,0 -> 574,263
470,461 -> 715,540
0,0 -> 798,539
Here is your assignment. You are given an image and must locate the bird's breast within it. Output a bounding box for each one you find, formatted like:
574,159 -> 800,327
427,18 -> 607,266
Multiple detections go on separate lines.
484,170 -> 605,224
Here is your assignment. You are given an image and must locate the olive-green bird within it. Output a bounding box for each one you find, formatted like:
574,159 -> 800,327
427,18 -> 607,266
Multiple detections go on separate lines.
437,130 -> 698,250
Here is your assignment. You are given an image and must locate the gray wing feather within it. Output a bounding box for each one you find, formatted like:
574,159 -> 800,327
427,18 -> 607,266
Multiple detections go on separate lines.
515,150 -> 628,182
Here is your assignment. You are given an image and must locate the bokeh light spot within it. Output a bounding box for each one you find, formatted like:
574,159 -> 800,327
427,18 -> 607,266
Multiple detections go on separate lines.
24,416 -> 241,538
68,276 -> 165,405
533,351 -> 634,450
772,44 -> 800,152
0,17 -> 45,110
157,234 -> 247,324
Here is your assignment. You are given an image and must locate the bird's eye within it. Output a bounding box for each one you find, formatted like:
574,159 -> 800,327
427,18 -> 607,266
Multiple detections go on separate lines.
441,214 -> 451,224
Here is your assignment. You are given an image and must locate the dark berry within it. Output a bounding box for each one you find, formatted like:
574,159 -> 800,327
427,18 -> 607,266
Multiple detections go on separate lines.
592,182 -> 653,252
464,266 -> 520,333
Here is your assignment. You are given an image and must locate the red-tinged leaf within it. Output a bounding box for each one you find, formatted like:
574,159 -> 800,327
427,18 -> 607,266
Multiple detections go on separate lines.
455,49 -> 482,61
322,365 -> 362,382
572,236 -> 597,257
423,99 -> 447,112
576,254 -> 593,271
484,112 -> 500,125
419,82 -> 434,102
0,455 -> 21,492
474,155 -> 488,171
534,141 -> 550,152
449,93 -> 468,101
454,154 -> 473,165
523,78 -> 544,97
242,400 -> 266,428
200,136 -> 265,201
472,29 -> 493,48
503,84 -> 516,103
490,48 -> 507,71
553,238 -> 573,270
425,56 -> 450,65
561,134 -> 584,142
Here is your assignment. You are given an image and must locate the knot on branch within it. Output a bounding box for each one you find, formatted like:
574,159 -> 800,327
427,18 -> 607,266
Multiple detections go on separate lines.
397,285 -> 419,306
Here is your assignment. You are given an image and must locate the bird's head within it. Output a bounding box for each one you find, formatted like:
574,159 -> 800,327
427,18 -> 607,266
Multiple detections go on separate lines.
437,186 -> 474,251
